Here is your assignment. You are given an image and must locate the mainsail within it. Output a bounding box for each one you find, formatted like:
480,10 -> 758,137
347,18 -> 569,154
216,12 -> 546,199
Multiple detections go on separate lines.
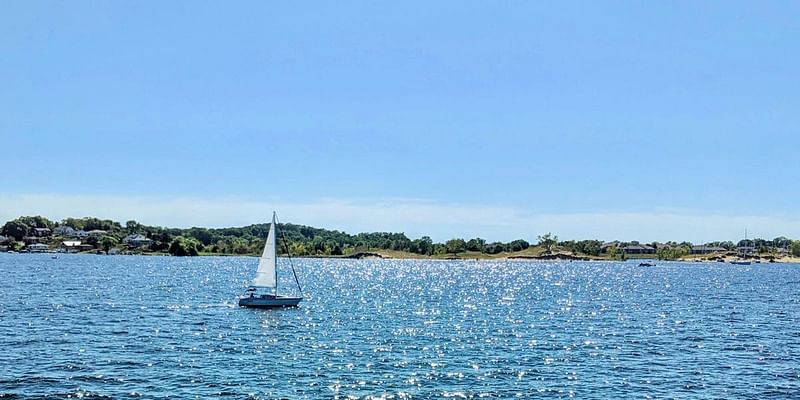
251,213 -> 277,288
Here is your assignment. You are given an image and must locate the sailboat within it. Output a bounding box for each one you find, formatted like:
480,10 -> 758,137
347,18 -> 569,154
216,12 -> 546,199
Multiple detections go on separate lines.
730,228 -> 752,265
238,212 -> 303,308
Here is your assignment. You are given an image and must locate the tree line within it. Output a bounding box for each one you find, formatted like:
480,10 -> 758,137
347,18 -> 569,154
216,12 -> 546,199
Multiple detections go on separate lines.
0,215 -> 536,257
3,215 -> 800,258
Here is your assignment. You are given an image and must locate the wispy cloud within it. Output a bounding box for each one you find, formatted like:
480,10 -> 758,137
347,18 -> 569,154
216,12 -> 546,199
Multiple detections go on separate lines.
0,193 -> 797,242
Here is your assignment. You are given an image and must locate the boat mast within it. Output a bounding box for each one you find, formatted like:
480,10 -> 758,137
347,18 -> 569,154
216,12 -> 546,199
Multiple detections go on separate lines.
273,211 -> 278,295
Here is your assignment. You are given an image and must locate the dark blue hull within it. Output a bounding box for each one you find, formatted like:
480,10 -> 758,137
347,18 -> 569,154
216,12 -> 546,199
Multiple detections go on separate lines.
238,295 -> 302,308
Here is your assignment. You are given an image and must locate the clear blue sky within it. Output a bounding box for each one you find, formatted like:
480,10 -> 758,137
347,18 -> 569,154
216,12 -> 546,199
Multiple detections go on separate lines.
2,1 -> 799,242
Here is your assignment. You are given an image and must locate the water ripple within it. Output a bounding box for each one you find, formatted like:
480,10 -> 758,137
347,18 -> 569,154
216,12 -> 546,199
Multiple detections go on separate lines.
1,255 -> 799,398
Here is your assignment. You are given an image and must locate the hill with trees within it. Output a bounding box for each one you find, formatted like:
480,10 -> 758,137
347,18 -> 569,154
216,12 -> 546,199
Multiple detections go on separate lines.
3,215 -> 800,261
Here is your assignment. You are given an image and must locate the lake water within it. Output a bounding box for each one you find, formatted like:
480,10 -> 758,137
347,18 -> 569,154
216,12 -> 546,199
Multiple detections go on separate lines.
0,254 -> 798,399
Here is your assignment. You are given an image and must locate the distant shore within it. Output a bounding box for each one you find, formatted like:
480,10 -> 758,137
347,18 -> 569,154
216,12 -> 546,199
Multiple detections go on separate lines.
3,215 -> 798,262
11,249 -> 800,264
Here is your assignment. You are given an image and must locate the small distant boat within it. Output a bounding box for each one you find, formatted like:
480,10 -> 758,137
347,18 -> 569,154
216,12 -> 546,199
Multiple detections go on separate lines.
51,255 -> 59,259
638,262 -> 655,267
731,229 -> 753,266
238,212 -> 303,308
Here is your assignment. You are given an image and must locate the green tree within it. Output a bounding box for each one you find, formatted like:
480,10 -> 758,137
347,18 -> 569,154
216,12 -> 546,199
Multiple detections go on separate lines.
445,238 -> 466,254
415,236 -> 433,255
606,244 -> 618,259
4,238 -> 19,252
169,236 -> 200,256
791,241 -> 800,257
485,242 -> 505,254
466,238 -> 486,252
2,220 -> 30,241
126,220 -> 142,234
17,216 -> 54,230
537,233 -> 558,253
657,245 -> 689,260
99,235 -> 119,255
578,240 -> 602,256
507,239 -> 530,252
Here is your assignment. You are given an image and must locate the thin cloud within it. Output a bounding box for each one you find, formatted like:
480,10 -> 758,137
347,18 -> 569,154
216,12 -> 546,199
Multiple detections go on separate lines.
0,193 -> 797,243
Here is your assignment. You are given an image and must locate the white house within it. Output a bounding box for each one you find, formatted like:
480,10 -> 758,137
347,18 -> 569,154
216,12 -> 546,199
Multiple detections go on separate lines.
0,235 -> 7,243
61,240 -> 82,253
27,243 -> 49,253
53,226 -> 77,236
87,230 -> 107,237
122,234 -> 152,247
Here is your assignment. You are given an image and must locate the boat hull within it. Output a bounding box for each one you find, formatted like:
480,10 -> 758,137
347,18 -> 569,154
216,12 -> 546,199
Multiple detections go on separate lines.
238,295 -> 302,308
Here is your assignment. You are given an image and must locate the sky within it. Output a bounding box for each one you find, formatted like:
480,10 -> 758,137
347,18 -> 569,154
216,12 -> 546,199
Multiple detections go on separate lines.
1,1 -> 799,242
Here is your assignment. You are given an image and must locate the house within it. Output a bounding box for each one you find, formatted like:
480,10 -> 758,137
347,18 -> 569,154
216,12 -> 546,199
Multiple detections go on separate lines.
53,226 -> 77,236
619,244 -> 655,254
691,245 -> 727,254
76,229 -> 107,238
61,240 -> 83,253
0,235 -> 7,244
600,242 -> 655,254
33,228 -> 52,237
122,234 -> 152,247
27,243 -> 49,253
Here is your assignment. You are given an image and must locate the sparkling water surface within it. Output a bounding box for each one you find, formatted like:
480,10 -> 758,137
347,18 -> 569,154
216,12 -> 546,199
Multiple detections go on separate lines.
1,253 -> 799,399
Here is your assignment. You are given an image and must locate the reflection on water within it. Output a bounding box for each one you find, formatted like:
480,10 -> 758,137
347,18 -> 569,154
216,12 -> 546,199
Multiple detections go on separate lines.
0,254 -> 799,398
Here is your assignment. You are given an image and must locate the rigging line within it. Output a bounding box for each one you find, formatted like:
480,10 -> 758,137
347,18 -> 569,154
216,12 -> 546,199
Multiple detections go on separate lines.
275,214 -> 303,294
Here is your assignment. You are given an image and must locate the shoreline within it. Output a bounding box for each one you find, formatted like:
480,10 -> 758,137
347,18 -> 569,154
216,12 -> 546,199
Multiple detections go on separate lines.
9,250 -> 800,263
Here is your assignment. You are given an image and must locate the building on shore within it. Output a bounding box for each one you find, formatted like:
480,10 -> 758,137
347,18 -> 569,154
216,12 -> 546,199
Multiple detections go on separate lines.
690,245 -> 728,254
122,234 -> 152,247
27,243 -> 49,253
53,226 -> 77,236
600,242 -> 655,254
60,241 -> 84,253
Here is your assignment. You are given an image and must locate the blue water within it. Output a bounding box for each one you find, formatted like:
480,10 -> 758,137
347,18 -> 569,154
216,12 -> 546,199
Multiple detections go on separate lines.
0,254 -> 799,399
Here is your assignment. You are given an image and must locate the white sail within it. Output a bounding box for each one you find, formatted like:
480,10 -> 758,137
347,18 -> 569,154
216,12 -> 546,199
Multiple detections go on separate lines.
251,214 -> 277,288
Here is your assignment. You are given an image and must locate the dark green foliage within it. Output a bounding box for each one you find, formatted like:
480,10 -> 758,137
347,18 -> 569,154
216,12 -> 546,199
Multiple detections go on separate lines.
61,217 -> 120,232
657,245 -> 689,260
560,240 -> 603,256
17,216 -> 54,230
507,239 -> 530,252
485,242 -> 506,254
466,238 -> 486,252
169,236 -> 200,257
99,236 -> 119,255
791,241 -> 800,257
2,220 -> 30,240
445,238 -> 466,254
